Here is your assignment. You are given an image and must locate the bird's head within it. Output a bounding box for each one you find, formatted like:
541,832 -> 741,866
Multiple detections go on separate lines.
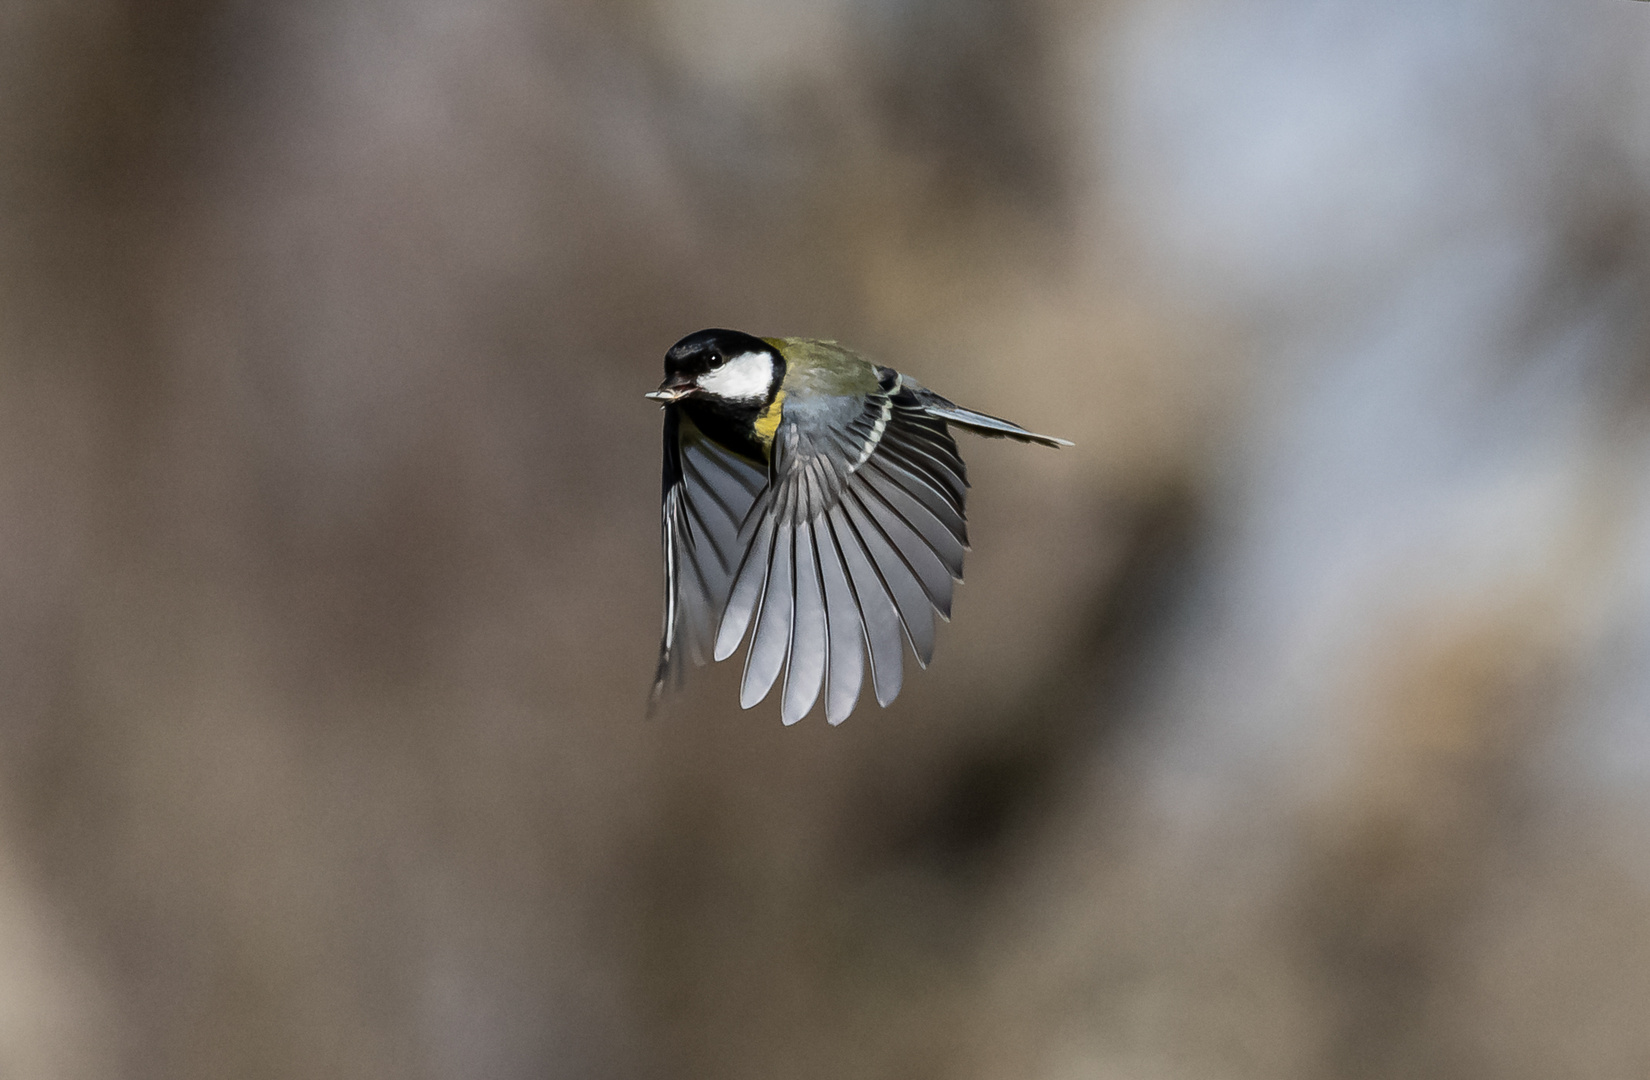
648,329 -> 783,407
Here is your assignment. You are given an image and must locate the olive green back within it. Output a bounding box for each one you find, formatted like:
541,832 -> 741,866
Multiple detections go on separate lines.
766,338 -> 882,398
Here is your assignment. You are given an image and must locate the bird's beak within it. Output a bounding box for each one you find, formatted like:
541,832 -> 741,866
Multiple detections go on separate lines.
645,374 -> 697,403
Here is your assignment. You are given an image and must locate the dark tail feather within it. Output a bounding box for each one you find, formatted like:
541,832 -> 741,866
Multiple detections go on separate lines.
908,386 -> 1072,447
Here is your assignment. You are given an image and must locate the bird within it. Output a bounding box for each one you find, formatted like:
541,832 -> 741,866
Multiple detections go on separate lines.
647,329 -> 1071,725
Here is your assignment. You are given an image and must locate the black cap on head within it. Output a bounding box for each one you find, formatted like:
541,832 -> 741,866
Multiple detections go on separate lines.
665,328 -> 772,377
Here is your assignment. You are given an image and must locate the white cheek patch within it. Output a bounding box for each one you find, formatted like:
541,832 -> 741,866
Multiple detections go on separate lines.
696,351 -> 773,402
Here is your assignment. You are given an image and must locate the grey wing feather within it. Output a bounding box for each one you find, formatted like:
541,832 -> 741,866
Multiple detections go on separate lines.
815,514 -> 866,723
826,503 -> 904,708
839,487 -> 938,665
717,499 -> 777,661
857,463 -> 966,584
704,370 -> 1061,722
862,452 -> 967,550
741,518 -> 793,708
784,509 -> 829,724
713,381 -> 993,720
652,409 -> 768,706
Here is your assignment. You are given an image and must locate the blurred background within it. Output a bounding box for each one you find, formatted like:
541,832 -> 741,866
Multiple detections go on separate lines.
3,0 -> 1650,1076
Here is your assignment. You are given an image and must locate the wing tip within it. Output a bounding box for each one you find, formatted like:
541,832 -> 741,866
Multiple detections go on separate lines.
647,645 -> 673,716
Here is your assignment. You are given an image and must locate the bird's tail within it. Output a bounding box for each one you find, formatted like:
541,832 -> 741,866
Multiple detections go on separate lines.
912,389 -> 1073,448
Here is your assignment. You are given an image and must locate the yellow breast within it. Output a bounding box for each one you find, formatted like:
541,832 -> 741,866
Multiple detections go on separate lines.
753,388 -> 786,451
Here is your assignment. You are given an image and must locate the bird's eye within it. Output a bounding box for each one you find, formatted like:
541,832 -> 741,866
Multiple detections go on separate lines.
708,352 -> 724,369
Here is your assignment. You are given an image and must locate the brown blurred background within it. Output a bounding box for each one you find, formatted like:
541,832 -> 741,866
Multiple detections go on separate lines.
3,0 -> 1650,1076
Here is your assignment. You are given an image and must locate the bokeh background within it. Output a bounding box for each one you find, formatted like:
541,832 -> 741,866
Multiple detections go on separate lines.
4,0 -> 1650,1076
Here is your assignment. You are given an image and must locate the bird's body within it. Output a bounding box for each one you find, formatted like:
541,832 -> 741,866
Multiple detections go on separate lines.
648,329 -> 1070,725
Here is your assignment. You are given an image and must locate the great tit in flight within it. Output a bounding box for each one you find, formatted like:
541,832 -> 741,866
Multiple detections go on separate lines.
648,329 -> 1070,725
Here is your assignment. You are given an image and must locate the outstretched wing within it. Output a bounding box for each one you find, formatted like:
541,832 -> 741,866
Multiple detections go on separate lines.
714,370 -> 972,725
652,406 -> 768,706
